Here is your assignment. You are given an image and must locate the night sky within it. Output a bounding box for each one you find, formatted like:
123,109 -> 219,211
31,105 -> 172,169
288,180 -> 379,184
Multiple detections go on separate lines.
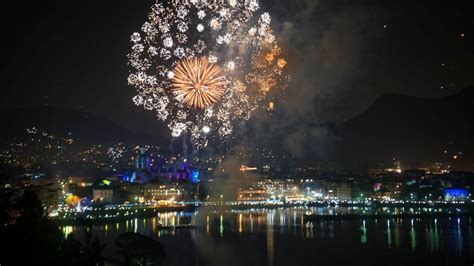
2,0 -> 474,138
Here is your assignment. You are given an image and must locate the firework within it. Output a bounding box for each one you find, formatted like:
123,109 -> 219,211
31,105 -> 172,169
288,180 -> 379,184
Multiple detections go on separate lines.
127,0 -> 288,148
171,56 -> 226,109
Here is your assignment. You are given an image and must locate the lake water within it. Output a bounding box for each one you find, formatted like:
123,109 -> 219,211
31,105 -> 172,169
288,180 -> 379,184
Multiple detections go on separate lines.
61,207 -> 474,266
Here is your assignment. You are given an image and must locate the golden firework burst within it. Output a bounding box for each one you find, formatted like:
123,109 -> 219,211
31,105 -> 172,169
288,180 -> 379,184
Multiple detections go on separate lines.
171,56 -> 226,109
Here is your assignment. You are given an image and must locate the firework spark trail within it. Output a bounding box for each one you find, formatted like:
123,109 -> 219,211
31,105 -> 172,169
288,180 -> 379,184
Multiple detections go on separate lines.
171,57 -> 226,109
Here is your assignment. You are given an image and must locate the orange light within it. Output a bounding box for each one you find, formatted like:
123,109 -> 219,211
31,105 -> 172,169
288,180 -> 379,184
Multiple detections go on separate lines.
171,56 -> 226,109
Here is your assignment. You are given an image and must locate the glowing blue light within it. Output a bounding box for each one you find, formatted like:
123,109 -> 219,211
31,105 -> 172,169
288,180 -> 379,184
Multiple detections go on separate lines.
190,170 -> 200,184
443,188 -> 468,200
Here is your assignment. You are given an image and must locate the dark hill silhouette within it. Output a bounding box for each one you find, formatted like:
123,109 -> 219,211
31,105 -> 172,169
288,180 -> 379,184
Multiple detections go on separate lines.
0,107 -> 167,146
339,87 -> 474,164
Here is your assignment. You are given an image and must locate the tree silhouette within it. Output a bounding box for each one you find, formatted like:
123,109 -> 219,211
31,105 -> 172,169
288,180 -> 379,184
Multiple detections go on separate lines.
116,232 -> 165,265
2,189 -> 105,265
59,230 -> 105,266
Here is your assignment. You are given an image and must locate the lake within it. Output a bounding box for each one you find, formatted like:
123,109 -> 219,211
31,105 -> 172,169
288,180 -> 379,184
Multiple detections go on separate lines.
61,207 -> 474,265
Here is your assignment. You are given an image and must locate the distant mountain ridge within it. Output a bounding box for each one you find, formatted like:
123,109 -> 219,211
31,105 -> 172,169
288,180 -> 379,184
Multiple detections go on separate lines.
339,87 -> 474,164
0,106 -> 167,146
1,88 -> 474,165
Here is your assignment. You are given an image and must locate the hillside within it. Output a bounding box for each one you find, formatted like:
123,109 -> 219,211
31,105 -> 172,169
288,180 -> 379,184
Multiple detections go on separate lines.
0,107 -> 167,146
339,87 -> 474,164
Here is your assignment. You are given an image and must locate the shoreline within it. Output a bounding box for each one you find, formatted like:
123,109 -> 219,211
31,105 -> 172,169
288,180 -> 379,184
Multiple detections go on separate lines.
53,201 -> 474,225
303,211 -> 473,222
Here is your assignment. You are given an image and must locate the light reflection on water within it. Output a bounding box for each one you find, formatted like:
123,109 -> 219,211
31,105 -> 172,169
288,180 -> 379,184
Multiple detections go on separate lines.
60,207 -> 474,265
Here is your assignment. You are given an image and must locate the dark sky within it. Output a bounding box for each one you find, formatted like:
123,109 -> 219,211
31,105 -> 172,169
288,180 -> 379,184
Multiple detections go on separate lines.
2,0 -> 474,138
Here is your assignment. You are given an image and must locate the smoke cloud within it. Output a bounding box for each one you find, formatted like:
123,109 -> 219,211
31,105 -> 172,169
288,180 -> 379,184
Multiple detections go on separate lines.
191,2 -> 381,262
231,0 -> 389,160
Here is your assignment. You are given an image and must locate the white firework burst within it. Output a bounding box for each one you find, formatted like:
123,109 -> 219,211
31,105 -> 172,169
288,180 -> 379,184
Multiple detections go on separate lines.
127,0 -> 288,148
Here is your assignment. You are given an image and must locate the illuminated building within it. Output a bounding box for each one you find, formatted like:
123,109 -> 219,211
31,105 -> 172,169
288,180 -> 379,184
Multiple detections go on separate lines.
443,188 -> 468,201
117,155 -> 199,184
144,183 -> 183,201
133,148 -> 152,183
237,187 -> 267,201
92,188 -> 114,203
135,148 -> 151,171
256,179 -> 294,200
372,181 -> 403,200
254,179 -> 322,201
113,170 -> 136,183
324,182 -> 352,201
336,183 -> 352,201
